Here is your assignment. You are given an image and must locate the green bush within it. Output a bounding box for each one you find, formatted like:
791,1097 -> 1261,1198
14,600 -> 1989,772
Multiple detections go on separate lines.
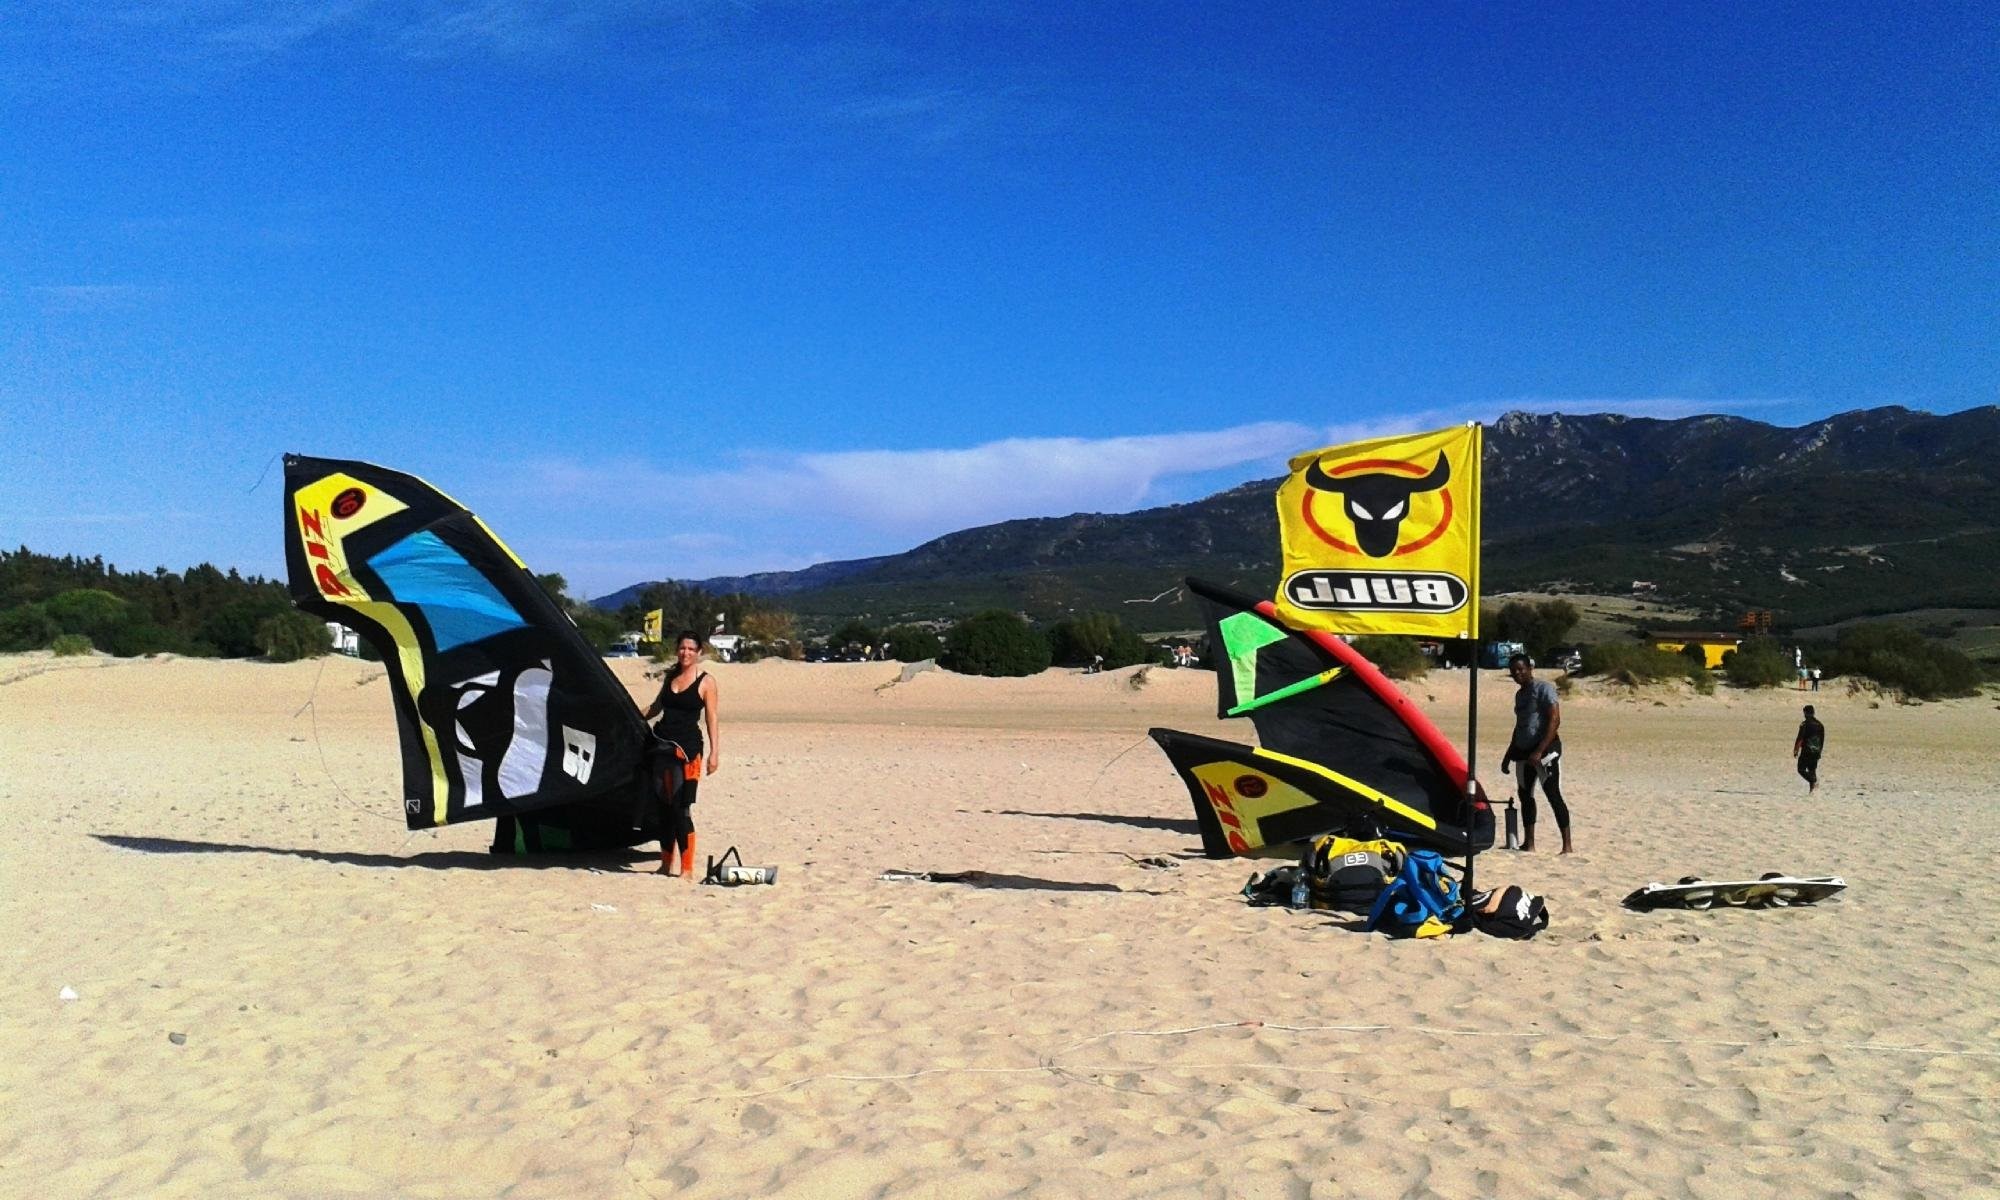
1721,637 -> 1794,689
198,597 -> 291,657
571,608 -> 625,653
103,620 -> 186,657
942,610 -> 1051,677
1492,599 -> 1581,659
831,619 -> 880,653
256,611 -> 334,662
1350,635 -> 1429,680
51,633 -> 94,656
0,602 -> 59,651
882,624 -> 943,662
1579,641 -> 1705,686
1046,612 -> 1149,669
46,588 -> 131,640
1824,623 -> 1980,700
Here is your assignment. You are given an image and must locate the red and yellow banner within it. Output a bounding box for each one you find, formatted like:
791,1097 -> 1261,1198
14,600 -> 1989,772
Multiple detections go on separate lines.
1274,424 -> 1482,639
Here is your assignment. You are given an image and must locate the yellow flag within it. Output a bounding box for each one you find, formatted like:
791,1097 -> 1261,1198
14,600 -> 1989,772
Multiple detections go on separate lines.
643,609 -> 663,644
1274,423 -> 1482,639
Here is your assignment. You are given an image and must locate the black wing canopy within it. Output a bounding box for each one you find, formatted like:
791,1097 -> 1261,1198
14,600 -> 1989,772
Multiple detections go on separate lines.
283,455 -> 654,847
1151,578 -> 1492,856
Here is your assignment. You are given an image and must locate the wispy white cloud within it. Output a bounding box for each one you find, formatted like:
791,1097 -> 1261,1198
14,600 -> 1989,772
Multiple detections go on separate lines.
1500,395 -> 1795,419
500,421 -> 1315,590
1298,396 -> 1791,451
27,284 -> 168,312
8,509 -> 209,525
197,1 -> 373,55
14,3 -> 1046,154
520,419 -> 1314,529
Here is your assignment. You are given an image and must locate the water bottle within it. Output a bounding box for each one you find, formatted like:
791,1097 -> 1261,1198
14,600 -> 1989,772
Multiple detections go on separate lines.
1290,873 -> 1311,910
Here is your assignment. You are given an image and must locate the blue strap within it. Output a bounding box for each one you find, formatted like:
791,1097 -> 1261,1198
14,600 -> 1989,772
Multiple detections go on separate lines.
1365,851 -> 1463,932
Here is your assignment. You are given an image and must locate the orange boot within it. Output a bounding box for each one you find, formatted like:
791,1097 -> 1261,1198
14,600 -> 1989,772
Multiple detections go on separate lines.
682,833 -> 697,880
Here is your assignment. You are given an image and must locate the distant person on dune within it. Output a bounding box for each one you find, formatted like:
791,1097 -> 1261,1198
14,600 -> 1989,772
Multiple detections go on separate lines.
1502,653 -> 1572,854
1794,704 -> 1824,793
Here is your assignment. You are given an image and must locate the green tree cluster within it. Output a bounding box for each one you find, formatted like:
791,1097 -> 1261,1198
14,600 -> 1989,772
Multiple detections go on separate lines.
0,548 -> 294,658
831,619 -> 880,653
1580,641 -> 1711,692
616,581 -> 796,656
942,610 -> 1051,677
881,624 -> 942,662
1823,623 -> 1981,700
1350,635 -> 1429,680
1490,598 -> 1581,659
1721,637 -> 1794,688
1045,611 -> 1149,669
256,611 -> 334,662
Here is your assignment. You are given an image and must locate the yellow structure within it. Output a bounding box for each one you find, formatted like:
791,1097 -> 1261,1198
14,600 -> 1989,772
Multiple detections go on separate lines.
1651,635 -> 1739,669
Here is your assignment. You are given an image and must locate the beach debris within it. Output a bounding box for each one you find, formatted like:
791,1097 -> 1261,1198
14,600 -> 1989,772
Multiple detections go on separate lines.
58,986 -> 78,1002
880,869 -> 1128,893
168,1032 -> 187,1045
1119,853 -> 1178,870
591,903 -> 617,914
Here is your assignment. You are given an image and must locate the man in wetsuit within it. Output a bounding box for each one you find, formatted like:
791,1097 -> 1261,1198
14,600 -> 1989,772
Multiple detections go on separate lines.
1501,653 -> 1572,854
1793,704 -> 1824,793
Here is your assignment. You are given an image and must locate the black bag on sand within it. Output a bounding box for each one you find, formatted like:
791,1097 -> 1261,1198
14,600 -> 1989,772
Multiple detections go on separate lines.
1242,865 -> 1306,907
1462,885 -> 1550,939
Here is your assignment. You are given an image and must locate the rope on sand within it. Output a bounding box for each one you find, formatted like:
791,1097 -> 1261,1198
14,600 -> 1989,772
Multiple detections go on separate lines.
293,656 -> 405,825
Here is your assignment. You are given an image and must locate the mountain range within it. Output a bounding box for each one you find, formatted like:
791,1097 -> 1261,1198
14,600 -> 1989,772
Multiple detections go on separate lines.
595,406 -> 2000,634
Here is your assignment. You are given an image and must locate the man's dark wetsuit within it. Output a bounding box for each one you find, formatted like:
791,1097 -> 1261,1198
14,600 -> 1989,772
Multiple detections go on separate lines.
1509,677 -> 1569,836
1795,715 -> 1824,790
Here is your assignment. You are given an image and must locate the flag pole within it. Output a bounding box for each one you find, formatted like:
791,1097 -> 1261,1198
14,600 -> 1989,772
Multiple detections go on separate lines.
1464,421 -> 1484,895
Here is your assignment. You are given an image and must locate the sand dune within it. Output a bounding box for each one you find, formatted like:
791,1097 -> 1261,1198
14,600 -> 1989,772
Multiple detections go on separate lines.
2,653 -> 1994,1197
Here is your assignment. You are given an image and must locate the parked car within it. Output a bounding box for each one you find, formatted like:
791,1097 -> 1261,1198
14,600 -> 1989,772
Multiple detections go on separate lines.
603,644 -> 638,658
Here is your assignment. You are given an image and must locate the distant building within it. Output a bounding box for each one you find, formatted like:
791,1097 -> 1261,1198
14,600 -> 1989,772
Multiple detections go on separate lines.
326,622 -> 360,656
1647,632 -> 1740,669
1631,580 -> 1659,594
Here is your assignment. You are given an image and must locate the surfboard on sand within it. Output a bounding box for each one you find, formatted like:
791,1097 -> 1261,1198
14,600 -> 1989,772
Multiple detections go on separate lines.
1623,874 -> 1846,912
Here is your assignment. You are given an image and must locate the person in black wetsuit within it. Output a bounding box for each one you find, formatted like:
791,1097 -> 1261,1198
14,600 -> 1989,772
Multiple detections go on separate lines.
639,630 -> 721,876
1501,653 -> 1572,854
1793,704 -> 1824,793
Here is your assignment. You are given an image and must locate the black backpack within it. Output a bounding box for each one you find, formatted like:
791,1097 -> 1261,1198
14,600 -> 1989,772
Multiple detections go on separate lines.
1463,885 -> 1549,939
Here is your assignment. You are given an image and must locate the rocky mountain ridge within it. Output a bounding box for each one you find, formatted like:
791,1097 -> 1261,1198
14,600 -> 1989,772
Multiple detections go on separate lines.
596,406 -> 2000,632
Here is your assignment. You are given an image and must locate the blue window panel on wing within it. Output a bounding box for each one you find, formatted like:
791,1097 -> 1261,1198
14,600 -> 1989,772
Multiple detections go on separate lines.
368,531 -> 526,653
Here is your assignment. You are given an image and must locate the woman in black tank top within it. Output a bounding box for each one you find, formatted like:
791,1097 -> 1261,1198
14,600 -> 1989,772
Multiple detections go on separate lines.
639,630 -> 721,876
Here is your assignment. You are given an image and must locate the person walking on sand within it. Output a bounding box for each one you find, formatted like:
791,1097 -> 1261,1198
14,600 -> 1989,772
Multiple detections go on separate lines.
1501,653 -> 1572,854
640,631 -> 721,876
1810,666 -> 1821,692
1793,704 -> 1825,793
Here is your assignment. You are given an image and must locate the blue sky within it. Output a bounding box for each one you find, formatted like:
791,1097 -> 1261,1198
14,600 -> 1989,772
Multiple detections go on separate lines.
3,2 -> 1994,599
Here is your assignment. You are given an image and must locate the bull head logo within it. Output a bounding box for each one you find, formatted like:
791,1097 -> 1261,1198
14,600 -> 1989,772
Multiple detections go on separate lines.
1303,452 -> 1451,557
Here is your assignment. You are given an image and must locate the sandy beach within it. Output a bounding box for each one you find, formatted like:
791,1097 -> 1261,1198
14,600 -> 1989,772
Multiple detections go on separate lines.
3,652 -> 1995,1198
